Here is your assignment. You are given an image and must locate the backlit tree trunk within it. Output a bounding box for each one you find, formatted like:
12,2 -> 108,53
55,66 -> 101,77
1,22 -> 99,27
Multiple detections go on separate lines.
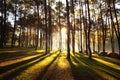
66,0 -> 70,59
71,0 -> 75,54
0,0 -> 5,48
11,0 -> 17,47
112,1 -> 120,57
86,0 -> 92,59
44,0 -> 48,54
108,0 -> 115,53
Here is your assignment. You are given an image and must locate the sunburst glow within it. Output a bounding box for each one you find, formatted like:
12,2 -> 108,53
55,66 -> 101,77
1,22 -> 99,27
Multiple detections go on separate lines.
61,27 -> 67,34
61,27 -> 67,39
61,27 -> 67,50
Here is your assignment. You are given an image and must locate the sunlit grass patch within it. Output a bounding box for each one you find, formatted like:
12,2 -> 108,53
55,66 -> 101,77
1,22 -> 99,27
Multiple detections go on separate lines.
0,48 -> 43,62
35,50 -> 45,53
35,49 -> 58,54
0,54 -> 42,67
92,54 -> 120,71
0,51 -> 55,80
94,65 -> 120,79
93,57 -> 120,70
0,57 -> 41,79
62,50 -> 67,53
0,49 -> 120,80
69,55 -> 100,80
57,52 -> 69,69
50,50 -> 58,53
41,51 -> 74,80
69,53 -> 120,80
105,57 -> 120,64
12,51 -> 59,80
0,53 -> 47,77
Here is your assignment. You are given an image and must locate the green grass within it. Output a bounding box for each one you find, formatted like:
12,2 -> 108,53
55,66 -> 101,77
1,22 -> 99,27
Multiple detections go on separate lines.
69,53 -> 120,80
0,49 -> 120,80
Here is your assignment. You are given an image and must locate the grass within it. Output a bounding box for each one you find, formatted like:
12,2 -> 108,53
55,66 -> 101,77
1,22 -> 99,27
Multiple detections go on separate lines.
0,48 -> 120,80
69,53 -> 120,80
41,51 -> 74,80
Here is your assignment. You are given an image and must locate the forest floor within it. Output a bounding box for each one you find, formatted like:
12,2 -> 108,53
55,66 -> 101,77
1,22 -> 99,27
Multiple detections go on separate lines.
0,48 -> 120,80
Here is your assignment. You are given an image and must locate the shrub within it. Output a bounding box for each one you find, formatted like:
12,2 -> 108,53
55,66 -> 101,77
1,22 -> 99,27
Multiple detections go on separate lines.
99,52 -> 107,56
107,52 -> 119,58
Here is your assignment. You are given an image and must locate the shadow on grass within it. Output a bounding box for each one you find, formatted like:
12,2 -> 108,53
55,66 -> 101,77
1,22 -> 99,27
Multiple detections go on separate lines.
36,51 -> 61,80
78,56 -> 120,79
0,54 -> 45,73
0,48 -> 36,62
92,54 -> 120,66
68,53 -> 120,80
0,50 -> 59,80
68,55 -> 104,80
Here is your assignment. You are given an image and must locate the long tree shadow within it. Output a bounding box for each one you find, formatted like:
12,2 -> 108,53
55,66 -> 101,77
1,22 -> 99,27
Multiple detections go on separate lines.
0,50 -> 59,80
40,51 -> 73,80
0,53 -> 45,74
92,54 -> 120,66
78,57 -> 120,79
36,51 -> 61,80
0,48 -> 37,62
72,54 -> 120,80
68,55 -> 104,80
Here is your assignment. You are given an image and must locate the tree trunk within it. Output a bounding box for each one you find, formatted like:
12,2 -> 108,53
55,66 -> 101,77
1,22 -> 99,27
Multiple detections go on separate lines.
113,1 -> 120,58
109,0 -> 115,53
97,25 -> 101,54
86,0 -> 92,59
79,1 -> 83,53
33,30 -> 35,47
18,9 -> 22,47
66,0 -> 70,59
0,0 -> 4,48
92,2 -> 97,53
0,0 -> 7,47
26,26 -> 29,47
71,0 -> 75,54
84,1 -> 88,55
29,26 -> 32,47
44,0 -> 48,54
48,0 -> 52,51
11,0 -> 17,47
58,1 -> 62,52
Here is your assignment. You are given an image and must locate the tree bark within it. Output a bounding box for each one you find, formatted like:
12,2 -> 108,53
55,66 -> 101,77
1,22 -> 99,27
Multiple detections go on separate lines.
0,0 -> 4,48
113,1 -> 120,57
44,0 -> 48,54
11,0 -> 17,47
35,4 -> 40,50
71,0 -> 75,54
86,0 -> 92,59
66,0 -> 70,59
108,0 -> 115,53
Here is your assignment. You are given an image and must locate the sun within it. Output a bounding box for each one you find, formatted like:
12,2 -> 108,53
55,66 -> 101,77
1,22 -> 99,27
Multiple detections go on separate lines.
61,27 -> 67,34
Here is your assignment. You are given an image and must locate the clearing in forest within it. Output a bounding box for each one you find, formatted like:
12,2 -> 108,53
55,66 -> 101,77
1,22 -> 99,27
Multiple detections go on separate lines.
0,48 -> 120,80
